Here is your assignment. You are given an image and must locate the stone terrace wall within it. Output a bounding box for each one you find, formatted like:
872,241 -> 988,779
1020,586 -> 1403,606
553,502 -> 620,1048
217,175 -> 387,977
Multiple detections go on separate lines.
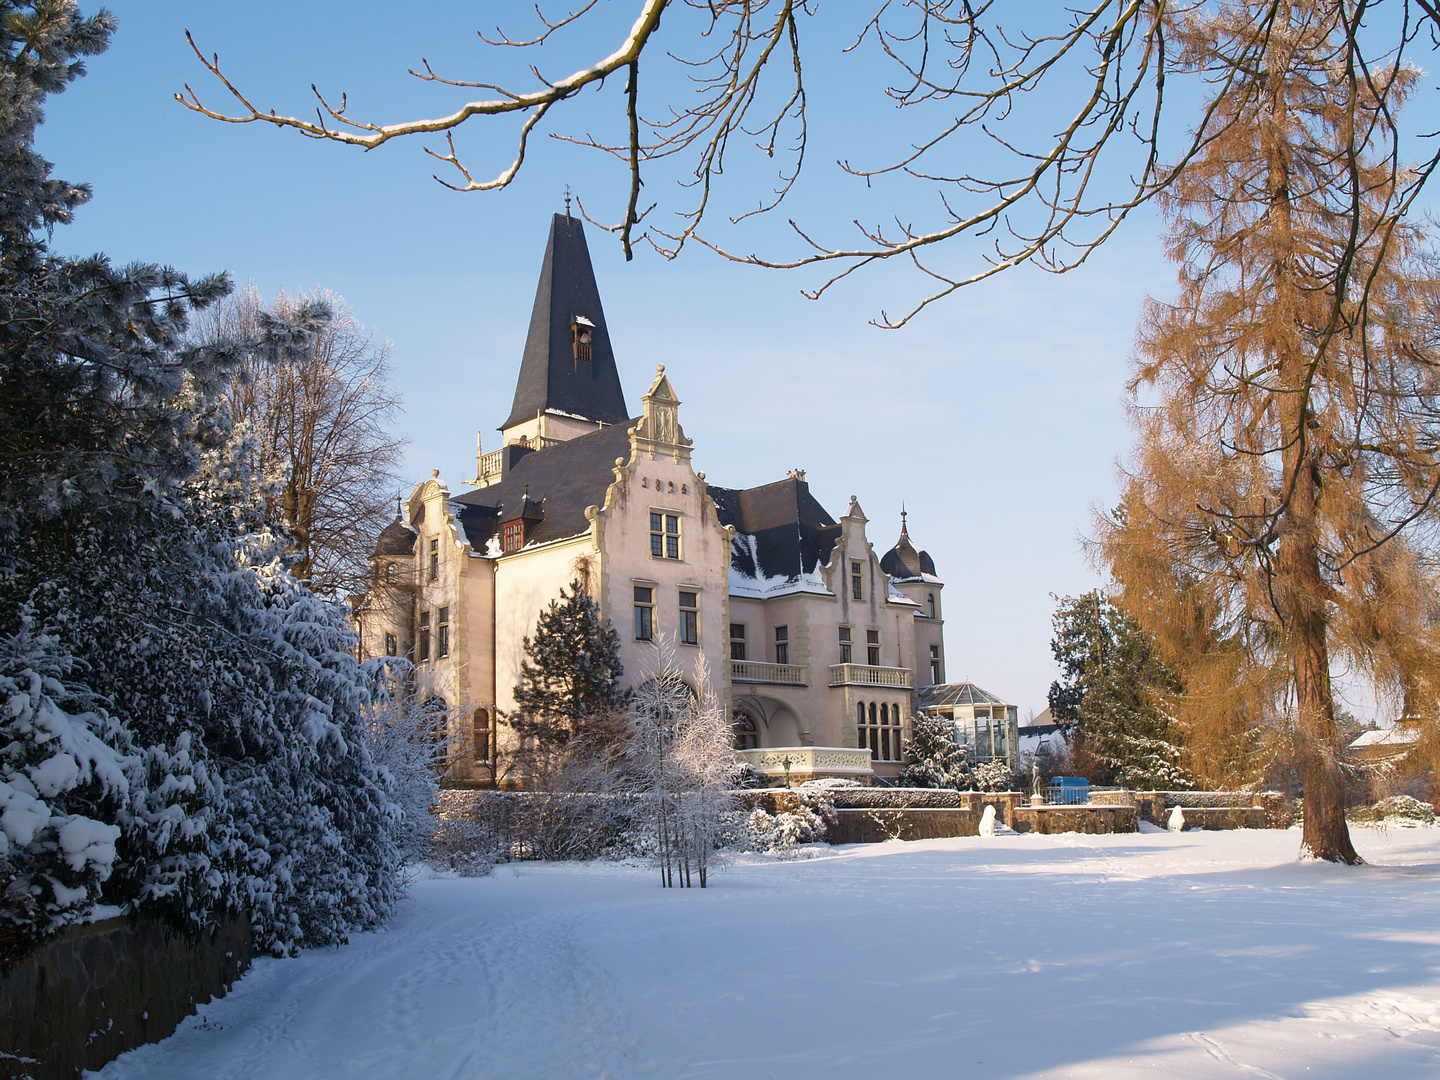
828,808 -> 981,844
0,912 -> 252,1080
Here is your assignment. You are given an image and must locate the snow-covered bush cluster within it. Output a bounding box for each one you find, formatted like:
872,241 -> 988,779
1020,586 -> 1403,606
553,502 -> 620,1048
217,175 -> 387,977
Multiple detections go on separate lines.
0,6 -> 401,963
1350,795 -> 1436,827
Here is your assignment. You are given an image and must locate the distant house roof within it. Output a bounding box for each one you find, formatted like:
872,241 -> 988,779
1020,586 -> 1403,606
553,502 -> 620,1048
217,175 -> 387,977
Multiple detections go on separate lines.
1349,727 -> 1420,750
453,423 -> 635,550
502,213 -> 630,431
879,513 -> 937,581
919,682 -> 1016,710
709,476 -> 841,584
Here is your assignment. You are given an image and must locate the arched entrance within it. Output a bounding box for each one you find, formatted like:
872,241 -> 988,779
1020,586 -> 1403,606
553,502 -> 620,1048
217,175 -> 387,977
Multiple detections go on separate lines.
732,694 -> 802,748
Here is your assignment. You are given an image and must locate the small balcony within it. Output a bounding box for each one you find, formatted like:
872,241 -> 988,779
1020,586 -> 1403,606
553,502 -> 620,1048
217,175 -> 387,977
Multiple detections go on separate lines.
730,660 -> 807,686
829,663 -> 912,688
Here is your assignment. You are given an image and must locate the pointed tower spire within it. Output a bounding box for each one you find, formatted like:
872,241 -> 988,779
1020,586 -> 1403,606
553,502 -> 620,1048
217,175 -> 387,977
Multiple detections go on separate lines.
501,213 -> 630,434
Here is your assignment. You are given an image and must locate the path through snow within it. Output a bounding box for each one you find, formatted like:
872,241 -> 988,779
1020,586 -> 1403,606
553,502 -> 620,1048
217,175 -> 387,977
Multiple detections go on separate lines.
91,828 -> 1440,1078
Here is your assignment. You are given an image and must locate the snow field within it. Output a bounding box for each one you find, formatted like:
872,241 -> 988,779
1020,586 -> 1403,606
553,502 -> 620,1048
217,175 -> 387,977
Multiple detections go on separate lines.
91,827 -> 1440,1079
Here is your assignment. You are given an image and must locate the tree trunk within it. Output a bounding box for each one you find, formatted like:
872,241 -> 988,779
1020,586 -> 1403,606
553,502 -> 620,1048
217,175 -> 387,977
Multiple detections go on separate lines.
1266,43 -> 1359,864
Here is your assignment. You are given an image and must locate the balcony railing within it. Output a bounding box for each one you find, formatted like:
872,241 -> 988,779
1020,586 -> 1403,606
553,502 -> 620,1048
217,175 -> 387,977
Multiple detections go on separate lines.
477,437 -> 566,482
730,660 -> 807,686
829,663 -> 912,688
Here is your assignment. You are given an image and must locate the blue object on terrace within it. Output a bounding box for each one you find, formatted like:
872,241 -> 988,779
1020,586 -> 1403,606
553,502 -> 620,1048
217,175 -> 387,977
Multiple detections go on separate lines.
1048,777 -> 1090,805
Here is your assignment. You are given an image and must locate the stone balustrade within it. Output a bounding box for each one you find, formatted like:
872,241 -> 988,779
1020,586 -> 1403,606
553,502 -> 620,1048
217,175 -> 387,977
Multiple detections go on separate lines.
828,663 -> 912,688
730,660 -> 807,685
735,745 -> 874,785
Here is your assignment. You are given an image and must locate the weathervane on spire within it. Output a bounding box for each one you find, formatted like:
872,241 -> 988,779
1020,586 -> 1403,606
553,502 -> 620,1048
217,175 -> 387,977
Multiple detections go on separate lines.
564,185 -> 572,219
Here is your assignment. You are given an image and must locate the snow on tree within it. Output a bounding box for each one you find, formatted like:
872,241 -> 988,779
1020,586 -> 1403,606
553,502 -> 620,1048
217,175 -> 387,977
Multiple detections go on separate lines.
0,621 -> 129,960
630,642 -> 739,887
0,3 -> 402,959
509,580 -> 630,779
897,712 -> 970,789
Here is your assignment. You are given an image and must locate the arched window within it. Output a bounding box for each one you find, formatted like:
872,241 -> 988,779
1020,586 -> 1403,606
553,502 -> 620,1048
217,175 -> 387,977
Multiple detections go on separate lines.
472,708 -> 490,763
857,701 -> 868,752
880,704 -> 891,761
732,709 -> 758,750
927,593 -> 935,619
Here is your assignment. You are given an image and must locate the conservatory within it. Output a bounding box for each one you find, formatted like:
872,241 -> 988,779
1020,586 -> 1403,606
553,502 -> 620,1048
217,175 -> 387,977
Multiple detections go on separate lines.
917,682 -> 1021,770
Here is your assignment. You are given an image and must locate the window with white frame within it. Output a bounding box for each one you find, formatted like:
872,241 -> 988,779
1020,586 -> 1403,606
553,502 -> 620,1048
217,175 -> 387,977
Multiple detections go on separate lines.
437,607 -> 450,658
851,560 -> 863,600
866,628 -> 881,666
429,537 -> 440,580
633,584 -> 655,641
650,511 -> 681,559
773,625 -> 789,666
838,626 -> 852,664
679,590 -> 699,645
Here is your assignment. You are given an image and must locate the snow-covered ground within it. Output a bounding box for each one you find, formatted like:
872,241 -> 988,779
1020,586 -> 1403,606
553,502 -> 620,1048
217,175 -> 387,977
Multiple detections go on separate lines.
92,828 -> 1440,1079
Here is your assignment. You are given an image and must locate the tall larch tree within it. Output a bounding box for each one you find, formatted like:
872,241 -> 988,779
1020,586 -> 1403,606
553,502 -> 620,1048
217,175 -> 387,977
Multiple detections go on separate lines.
1100,0 -> 1440,863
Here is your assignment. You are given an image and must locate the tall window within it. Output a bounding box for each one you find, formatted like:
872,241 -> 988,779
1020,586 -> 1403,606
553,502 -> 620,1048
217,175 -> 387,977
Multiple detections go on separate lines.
867,629 -> 881,666
679,590 -> 699,645
418,611 -> 430,662
473,708 -> 491,763
437,607 -> 450,658
729,623 -> 747,661
384,631 -> 398,657
838,626 -> 852,664
773,625 -> 789,665
859,702 -> 901,761
650,511 -> 681,559
503,520 -> 524,553
385,562 -> 399,585
927,592 -> 936,619
851,560 -> 863,600
930,644 -> 942,685
634,585 -> 654,641
732,709 -> 758,750
429,537 -> 440,580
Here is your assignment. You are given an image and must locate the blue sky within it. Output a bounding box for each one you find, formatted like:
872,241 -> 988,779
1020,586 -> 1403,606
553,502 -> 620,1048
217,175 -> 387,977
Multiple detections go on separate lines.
33,2 -> 1288,718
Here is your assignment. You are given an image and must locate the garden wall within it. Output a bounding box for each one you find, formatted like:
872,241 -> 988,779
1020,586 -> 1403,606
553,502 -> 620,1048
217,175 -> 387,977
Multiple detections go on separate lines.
0,912 -> 252,1080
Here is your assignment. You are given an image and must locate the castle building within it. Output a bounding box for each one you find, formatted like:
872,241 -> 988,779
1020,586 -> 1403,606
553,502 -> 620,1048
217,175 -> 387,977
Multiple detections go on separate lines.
352,212 -> 962,785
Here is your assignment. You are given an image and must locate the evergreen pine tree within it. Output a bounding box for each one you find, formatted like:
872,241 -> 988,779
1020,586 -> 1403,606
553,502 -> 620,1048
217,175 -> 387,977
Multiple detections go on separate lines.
1048,593 -> 1189,790
510,581 -> 629,772
0,2 -> 402,958
897,712 -> 970,789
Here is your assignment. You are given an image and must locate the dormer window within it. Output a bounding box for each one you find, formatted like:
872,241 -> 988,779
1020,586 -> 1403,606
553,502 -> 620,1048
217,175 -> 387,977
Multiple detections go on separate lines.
503,520 -> 525,553
572,315 -> 594,364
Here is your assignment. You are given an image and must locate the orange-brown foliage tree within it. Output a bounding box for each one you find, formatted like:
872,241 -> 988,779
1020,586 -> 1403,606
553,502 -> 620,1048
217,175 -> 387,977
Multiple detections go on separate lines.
1098,0 -> 1440,863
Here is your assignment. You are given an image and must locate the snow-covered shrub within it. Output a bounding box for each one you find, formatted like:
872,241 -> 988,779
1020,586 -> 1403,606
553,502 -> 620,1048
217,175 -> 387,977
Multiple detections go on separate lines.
0,627 -> 130,959
741,791 -> 837,853
1350,794 -> 1436,827
973,759 -> 1014,792
429,816 -> 501,877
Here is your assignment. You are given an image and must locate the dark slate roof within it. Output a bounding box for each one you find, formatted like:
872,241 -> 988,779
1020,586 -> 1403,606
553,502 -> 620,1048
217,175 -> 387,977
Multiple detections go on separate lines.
880,517 -> 937,580
919,682 -> 1015,710
501,214 -> 630,431
373,517 -> 417,556
453,423 -> 636,550
708,477 -> 841,581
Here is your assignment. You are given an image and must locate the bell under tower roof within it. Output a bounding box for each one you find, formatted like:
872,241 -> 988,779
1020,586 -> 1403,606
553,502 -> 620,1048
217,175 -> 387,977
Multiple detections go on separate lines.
501,212 -> 630,431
